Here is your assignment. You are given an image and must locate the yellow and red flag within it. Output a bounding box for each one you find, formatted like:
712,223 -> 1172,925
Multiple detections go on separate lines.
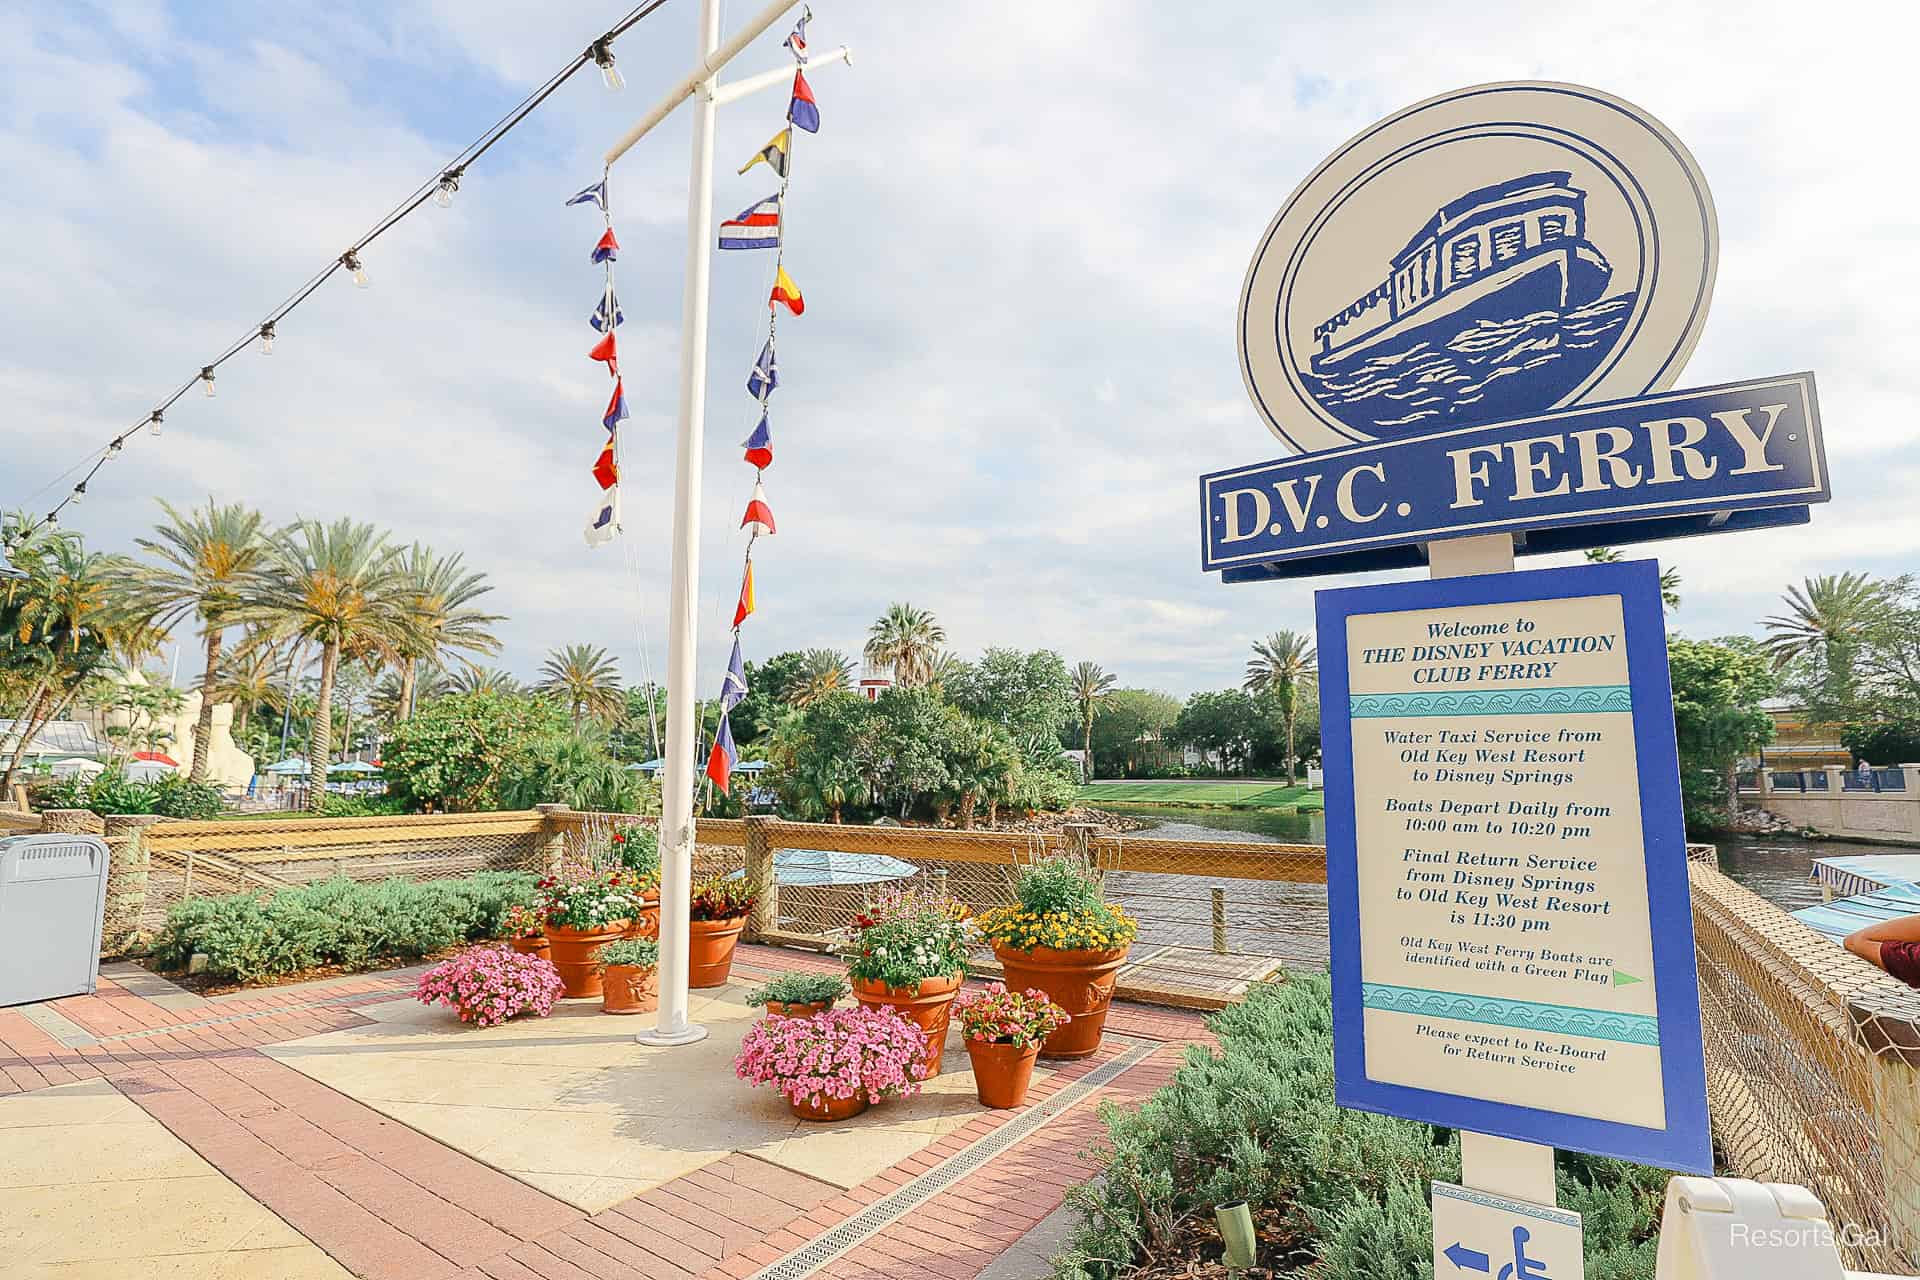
732,562 -> 756,627
769,266 -> 804,316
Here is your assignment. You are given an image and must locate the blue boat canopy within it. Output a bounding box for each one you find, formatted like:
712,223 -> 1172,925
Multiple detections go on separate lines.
728,848 -> 918,888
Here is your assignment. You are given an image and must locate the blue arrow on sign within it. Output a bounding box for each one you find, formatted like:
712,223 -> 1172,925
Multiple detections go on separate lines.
1443,1242 -> 1491,1272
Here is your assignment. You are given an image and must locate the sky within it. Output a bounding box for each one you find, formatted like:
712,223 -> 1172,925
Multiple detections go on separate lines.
3,0 -> 1914,700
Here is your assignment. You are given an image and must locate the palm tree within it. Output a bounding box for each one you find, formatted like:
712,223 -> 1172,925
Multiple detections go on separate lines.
1070,661 -> 1117,781
538,644 -> 624,728
1244,630 -> 1318,786
449,666 -> 522,696
1762,572 -> 1887,671
120,500 -> 270,782
865,603 -> 945,687
792,648 -> 856,707
1584,547 -> 1681,611
924,651 -> 968,694
214,632 -> 287,737
235,519 -> 406,811
391,545 -> 502,721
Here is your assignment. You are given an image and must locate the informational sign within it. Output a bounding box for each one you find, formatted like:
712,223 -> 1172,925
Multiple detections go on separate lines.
1201,374 -> 1827,579
1317,559 -> 1710,1172
1433,1182 -> 1584,1280
1237,82 -> 1717,457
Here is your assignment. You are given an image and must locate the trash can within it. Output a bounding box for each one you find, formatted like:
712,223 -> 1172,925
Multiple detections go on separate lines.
0,834 -> 111,1007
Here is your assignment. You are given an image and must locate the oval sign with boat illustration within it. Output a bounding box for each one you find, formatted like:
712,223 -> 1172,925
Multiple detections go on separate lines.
1239,82 -> 1718,455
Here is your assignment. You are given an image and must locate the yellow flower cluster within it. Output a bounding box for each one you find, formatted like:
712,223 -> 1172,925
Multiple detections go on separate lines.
975,903 -> 1139,953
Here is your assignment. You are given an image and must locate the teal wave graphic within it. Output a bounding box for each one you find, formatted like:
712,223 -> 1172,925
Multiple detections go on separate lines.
1362,982 -> 1659,1046
1350,685 -> 1631,718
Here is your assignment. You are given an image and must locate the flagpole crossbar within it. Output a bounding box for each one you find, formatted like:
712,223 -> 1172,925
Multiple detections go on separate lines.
713,46 -> 850,107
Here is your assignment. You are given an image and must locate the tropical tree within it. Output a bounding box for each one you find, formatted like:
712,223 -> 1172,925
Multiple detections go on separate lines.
1669,635 -> 1776,825
390,545 -> 502,722
234,518 -> 406,811
865,603 -> 945,687
119,500 -> 270,782
924,651 -> 970,694
792,648 -> 856,707
213,631 -> 287,737
537,644 -> 624,729
449,666 -> 521,696
1243,630 -> 1318,785
1584,547 -> 1681,611
946,648 -> 1074,743
1070,661 -> 1118,781
1761,572 -> 1887,683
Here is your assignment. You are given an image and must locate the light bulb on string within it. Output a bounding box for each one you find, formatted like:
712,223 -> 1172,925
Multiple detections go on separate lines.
341,250 -> 369,288
70,482 -> 85,507
200,366 -> 217,398
435,170 -> 460,209
148,411 -> 163,439
259,322 -> 275,355
592,39 -> 623,90
106,439 -> 122,458
44,511 -> 58,528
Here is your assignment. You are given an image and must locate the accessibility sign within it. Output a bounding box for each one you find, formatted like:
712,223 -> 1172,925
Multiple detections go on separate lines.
1433,1181 -> 1583,1280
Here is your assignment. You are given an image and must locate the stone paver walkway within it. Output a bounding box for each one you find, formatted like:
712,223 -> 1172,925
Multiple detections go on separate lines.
0,946 -> 1213,1278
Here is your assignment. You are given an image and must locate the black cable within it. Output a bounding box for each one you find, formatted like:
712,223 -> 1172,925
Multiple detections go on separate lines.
7,0 -> 676,542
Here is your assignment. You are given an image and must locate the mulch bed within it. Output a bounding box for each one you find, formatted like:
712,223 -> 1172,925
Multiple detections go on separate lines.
1114,1201 -> 1317,1279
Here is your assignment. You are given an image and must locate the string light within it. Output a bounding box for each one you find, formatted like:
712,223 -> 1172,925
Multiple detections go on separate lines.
593,38 -> 624,90
259,322 -> 275,355
340,250 -> 369,288
148,411 -> 163,439
106,439 -> 123,457
435,169 -> 462,209
70,481 -> 85,506
200,366 -> 217,398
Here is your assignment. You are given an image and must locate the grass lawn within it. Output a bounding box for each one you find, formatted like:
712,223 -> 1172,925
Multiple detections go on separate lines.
1077,780 -> 1324,810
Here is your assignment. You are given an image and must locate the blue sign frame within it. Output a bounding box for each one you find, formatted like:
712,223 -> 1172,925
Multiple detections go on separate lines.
1316,559 -> 1711,1172
1203,373 -> 1825,581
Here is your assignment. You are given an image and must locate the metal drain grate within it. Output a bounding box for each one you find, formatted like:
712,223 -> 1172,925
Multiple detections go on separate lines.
748,1038 -> 1158,1280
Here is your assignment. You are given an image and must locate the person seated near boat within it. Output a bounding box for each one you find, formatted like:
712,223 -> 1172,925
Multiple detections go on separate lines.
1844,915 -> 1920,986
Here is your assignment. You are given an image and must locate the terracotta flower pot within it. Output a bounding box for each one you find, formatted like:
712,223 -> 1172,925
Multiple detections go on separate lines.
789,1090 -> 869,1122
508,935 -> 550,964
765,1000 -> 834,1020
623,895 -> 661,941
688,916 -> 748,988
851,973 -> 962,1075
993,943 -> 1131,1059
966,1038 -> 1042,1109
602,964 -> 660,1015
546,923 -> 628,999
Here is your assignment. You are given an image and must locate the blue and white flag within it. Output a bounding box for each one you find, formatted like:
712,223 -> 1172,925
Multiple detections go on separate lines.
591,288 -> 624,332
783,7 -> 811,62
566,179 -> 608,212
747,341 -> 778,401
584,484 -> 621,547
719,637 -> 749,711
719,196 -> 782,251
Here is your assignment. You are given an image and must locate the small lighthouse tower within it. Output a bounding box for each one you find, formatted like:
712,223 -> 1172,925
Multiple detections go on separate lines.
858,661 -> 894,702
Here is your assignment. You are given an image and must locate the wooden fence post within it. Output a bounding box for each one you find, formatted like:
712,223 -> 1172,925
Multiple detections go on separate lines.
1212,886 -> 1229,954
1064,822 -> 1096,863
745,815 -> 778,939
1853,991 -> 1920,1264
534,804 -> 570,876
100,814 -> 161,955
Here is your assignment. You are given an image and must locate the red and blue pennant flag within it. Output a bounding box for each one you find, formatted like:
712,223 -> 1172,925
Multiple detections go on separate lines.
584,485 -> 620,547
706,713 -> 738,794
603,380 -> 629,430
591,438 -> 618,490
747,341 -> 778,401
742,412 -> 773,469
589,331 -> 618,373
783,7 -> 810,62
566,180 -> 608,211
788,69 -> 820,134
719,637 -> 749,711
719,196 -> 782,251
741,479 -> 776,536
591,290 -> 623,332
591,228 -> 620,263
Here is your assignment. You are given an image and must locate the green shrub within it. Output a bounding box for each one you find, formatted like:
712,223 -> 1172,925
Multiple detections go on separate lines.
1050,976 -> 1667,1280
318,793 -> 408,818
38,768 -> 226,819
599,938 -> 660,969
149,870 -> 538,984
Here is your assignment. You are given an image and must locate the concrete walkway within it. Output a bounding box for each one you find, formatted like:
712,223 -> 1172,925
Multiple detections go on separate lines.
0,946 -> 1209,1278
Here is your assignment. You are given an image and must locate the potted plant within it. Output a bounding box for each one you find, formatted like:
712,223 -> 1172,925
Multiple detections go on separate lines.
613,823 -> 662,940
844,889 -> 970,1075
598,938 -> 660,1015
974,853 -> 1138,1059
954,983 -> 1069,1108
733,1005 -> 930,1121
538,870 -> 640,999
689,875 -> 757,987
496,904 -> 550,962
414,945 -> 563,1028
743,971 -> 851,1019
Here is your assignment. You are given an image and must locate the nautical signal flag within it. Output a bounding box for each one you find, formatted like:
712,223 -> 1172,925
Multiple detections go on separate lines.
788,69 -> 820,133
591,228 -> 620,263
738,128 -> 791,179
742,412 -> 773,469
602,380 -> 628,430
591,289 -> 623,332
783,7 -> 810,62
747,341 -> 778,401
732,561 -> 756,627
769,266 -> 804,315
589,331 -> 618,374
566,180 -> 608,212
584,485 -> 620,547
591,438 -> 618,490
719,196 -> 782,251
720,637 -> 748,711
706,713 -> 738,794
741,479 -> 776,536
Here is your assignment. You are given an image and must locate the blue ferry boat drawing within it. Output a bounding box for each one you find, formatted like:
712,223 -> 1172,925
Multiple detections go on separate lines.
1311,171 -> 1613,372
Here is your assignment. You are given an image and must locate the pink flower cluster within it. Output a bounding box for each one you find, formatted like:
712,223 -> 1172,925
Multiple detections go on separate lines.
415,945 -> 563,1029
734,1006 -> 930,1108
953,983 -> 1069,1051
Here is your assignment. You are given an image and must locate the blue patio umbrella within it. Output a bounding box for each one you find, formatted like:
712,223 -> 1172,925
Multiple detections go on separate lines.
328,760 -> 382,774
729,848 -> 920,888
262,757 -> 309,775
